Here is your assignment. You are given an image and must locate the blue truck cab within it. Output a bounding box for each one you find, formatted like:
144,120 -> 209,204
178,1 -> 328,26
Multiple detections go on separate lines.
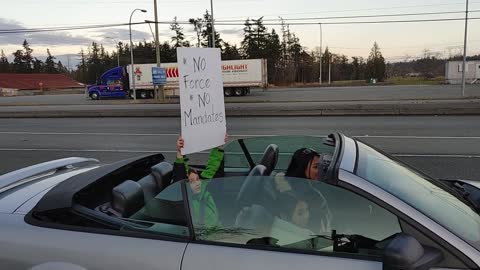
87,67 -> 130,100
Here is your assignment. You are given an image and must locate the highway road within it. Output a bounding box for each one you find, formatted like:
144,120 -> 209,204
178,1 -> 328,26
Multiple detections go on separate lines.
0,116 -> 479,180
1,84 -> 480,106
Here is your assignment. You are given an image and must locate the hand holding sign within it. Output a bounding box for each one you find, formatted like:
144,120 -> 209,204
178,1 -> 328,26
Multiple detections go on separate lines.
177,48 -> 226,155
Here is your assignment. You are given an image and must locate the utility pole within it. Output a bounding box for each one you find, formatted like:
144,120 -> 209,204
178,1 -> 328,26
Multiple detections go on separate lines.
461,0 -> 469,97
319,23 -> 322,85
328,56 -> 332,85
153,0 -> 164,101
129,9 -> 147,101
210,0 -> 216,48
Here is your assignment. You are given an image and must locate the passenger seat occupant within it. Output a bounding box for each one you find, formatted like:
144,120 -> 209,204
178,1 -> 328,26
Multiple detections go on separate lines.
187,168 -> 219,227
172,134 -> 227,182
278,148 -> 333,234
270,192 -> 315,247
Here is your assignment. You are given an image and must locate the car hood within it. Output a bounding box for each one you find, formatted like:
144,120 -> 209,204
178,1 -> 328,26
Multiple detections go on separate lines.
0,163 -> 98,214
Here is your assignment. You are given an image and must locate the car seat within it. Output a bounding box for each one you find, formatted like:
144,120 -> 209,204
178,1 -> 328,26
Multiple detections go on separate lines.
258,144 -> 279,176
137,161 -> 173,203
110,180 -> 145,217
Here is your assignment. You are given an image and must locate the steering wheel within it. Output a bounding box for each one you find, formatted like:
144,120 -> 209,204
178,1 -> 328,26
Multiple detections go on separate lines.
236,164 -> 267,206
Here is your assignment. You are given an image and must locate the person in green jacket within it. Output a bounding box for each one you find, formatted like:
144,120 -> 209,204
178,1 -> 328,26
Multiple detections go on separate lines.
172,135 -> 226,182
172,134 -> 227,229
186,168 -> 220,228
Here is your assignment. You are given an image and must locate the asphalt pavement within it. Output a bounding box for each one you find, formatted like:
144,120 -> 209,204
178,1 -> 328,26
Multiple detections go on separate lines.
1,84 -> 480,106
1,85 -> 479,117
1,116 -> 479,180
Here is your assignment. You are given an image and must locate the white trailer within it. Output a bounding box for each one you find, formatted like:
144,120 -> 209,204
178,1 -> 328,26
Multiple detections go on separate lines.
127,59 -> 267,98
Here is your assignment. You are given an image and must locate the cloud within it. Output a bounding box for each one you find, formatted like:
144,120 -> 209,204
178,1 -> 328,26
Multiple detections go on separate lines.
93,27 -> 153,43
0,18 -> 94,46
218,28 -> 243,35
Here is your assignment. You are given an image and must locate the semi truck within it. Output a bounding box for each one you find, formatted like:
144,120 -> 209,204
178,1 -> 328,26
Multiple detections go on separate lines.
87,59 -> 267,99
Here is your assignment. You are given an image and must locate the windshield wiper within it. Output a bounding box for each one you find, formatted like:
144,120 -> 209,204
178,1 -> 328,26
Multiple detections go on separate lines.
446,181 -> 480,213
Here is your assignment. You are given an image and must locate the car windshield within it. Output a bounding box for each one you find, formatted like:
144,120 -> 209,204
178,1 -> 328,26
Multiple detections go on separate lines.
355,140 -> 480,251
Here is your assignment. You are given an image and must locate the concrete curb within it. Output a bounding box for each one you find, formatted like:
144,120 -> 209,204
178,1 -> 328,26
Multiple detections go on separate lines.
1,100 -> 479,118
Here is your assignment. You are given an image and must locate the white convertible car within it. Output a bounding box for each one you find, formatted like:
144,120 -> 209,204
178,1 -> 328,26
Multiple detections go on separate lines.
0,133 -> 478,270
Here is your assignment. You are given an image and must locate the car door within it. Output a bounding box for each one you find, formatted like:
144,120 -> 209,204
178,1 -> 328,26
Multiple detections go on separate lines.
180,176 -> 402,270
16,181 -> 191,270
0,215 -> 187,270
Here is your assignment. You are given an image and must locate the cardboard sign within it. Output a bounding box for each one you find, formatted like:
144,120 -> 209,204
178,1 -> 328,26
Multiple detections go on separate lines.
177,48 -> 226,155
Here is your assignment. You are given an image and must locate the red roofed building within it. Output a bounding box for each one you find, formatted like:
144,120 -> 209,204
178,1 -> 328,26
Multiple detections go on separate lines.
0,73 -> 84,91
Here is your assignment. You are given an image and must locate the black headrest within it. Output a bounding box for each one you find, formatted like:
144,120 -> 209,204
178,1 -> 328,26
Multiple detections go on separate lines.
250,164 -> 267,177
112,180 -> 144,217
151,161 -> 173,190
258,144 -> 279,175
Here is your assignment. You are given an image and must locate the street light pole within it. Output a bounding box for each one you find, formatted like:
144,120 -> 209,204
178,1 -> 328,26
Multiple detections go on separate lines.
116,42 -> 120,67
153,0 -> 163,101
106,37 -> 120,66
319,23 -> 322,85
461,0 -> 469,97
129,8 -> 147,101
210,0 -> 215,48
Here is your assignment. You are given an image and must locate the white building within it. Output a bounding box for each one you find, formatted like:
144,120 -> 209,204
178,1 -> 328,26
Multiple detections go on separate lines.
445,60 -> 480,84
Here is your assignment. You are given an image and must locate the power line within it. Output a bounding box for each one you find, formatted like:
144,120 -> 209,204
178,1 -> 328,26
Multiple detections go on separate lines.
215,17 -> 480,25
0,22 -> 149,34
215,1 -> 480,20
1,16 -> 479,34
216,10 -> 480,22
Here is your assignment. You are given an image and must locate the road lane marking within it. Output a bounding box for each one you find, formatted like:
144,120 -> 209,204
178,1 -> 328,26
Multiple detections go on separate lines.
2,132 -> 480,140
394,154 -> 480,158
356,135 -> 480,139
0,148 -> 480,158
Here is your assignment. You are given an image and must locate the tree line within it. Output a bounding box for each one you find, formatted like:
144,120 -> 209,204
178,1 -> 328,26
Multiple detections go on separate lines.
71,12 -> 388,85
3,11 -> 478,85
0,40 -> 69,74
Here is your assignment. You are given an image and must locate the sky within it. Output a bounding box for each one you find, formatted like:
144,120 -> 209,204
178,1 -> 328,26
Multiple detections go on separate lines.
1,0 -> 480,67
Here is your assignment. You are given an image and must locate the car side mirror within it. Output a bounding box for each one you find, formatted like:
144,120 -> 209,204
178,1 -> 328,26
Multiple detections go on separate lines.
383,233 -> 443,270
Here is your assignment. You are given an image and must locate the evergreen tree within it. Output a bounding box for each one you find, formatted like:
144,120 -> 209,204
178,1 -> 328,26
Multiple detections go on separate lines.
45,49 -> 57,73
22,40 -> 34,73
0,50 -> 9,72
86,42 -> 102,83
12,49 -> 25,73
366,42 -> 386,82
221,42 -> 241,60
241,17 -> 268,59
265,29 -> 282,83
32,57 -> 44,73
170,17 -> 189,48
201,10 -> 222,48
189,18 -> 203,47
57,61 -> 69,74
75,49 -> 87,83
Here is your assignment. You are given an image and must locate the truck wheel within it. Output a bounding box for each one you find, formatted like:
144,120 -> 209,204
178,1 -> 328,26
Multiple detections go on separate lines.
140,91 -> 148,99
234,88 -> 244,96
224,88 -> 233,97
129,92 -> 135,99
90,92 -> 99,100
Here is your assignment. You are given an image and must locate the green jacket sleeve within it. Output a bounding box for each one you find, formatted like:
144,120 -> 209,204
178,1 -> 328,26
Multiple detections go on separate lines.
200,148 -> 224,179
